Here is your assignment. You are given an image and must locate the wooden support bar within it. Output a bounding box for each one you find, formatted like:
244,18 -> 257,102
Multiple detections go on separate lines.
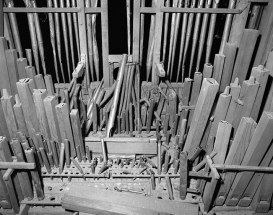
231,29 -> 259,84
13,95 -> 28,136
219,43 -> 237,93
215,117 -> 257,206
1,89 -> 18,139
0,37 -> 11,94
17,79 -> 41,150
5,49 -> 19,95
250,66 -> 269,121
70,109 -> 85,161
226,112 -> 273,206
55,103 -> 76,157
184,78 -> 219,158
0,162 -> 35,169
17,58 -> 27,79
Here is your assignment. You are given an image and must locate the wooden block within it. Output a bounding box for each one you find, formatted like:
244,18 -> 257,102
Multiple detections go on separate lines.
231,29 -> 259,84
238,142 -> 273,207
220,43 -> 237,93
17,58 -> 27,79
70,109 -> 85,161
210,87 -> 231,137
213,121 -> 232,164
203,63 -> 213,78
13,95 -> 28,136
72,62 -> 85,78
155,63 -> 166,77
184,78 -> 219,158
62,184 -> 198,215
232,77 -> 259,133
33,89 -> 51,149
85,140 -> 157,155
55,103 -> 76,157
1,89 -> 18,138
0,37 -> 11,94
44,75 -> 55,96
44,96 -> 62,145
25,66 -> 37,88
250,66 -> 269,121
34,74 -> 46,89
5,49 -> 19,95
213,54 -> 226,85
215,117 -> 257,206
226,112 -> 273,206
16,79 -> 40,150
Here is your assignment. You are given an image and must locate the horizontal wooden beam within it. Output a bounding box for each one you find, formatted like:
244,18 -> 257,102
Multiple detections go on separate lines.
213,164 -> 273,172
140,7 -> 242,14
3,7 -> 104,14
85,136 -> 155,142
0,162 -> 35,169
108,55 -> 133,63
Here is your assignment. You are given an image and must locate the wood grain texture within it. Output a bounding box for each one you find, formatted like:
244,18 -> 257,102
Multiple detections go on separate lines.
184,78 -> 219,158
226,112 -> 273,206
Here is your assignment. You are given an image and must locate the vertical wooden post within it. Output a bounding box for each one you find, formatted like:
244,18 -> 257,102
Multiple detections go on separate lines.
101,0 -> 110,87
0,0 -> 3,37
152,0 -> 164,85
132,0 -> 140,63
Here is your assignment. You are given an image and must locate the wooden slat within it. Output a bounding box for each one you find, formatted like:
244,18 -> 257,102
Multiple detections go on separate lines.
55,103 -> 76,157
62,184 -> 198,214
184,78 -> 219,158
231,29 -> 259,84
132,0 -> 140,62
16,79 -> 40,150
17,58 -> 27,79
226,112 -> 273,206
1,89 -> 18,138
215,117 -> 257,206
33,89 -> 51,150
43,96 -> 62,145
250,66 -> 269,121
0,37 -> 11,94
219,43 -> 237,93
5,49 -> 19,95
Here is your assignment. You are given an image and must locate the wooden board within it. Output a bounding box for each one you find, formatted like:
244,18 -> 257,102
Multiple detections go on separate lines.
231,29 -> 259,84
43,96 -> 62,145
85,140 -> 157,155
0,37 -> 11,94
62,184 -> 198,215
219,43 -> 237,93
250,66 -> 269,121
5,49 -> 19,95
225,112 -> 273,206
214,117 -> 257,206
17,58 -> 27,79
184,78 -> 219,158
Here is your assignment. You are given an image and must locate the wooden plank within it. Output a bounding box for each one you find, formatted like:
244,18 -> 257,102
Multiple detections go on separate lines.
70,109 -> 85,161
219,43 -> 237,93
250,66 -> 269,121
16,79 -> 40,150
85,140 -> 157,155
5,49 -> 19,95
17,58 -> 28,79
232,77 -> 259,132
44,75 -> 55,96
55,103 -> 76,157
238,142 -> 273,207
13,95 -> 28,136
213,54 -> 225,85
132,0 -> 140,62
44,96 -> 62,145
34,74 -> 46,89
184,78 -> 219,158
215,117 -> 257,206
25,66 -> 37,88
101,0 -> 110,86
225,112 -> 273,206
0,37 -> 11,94
225,78 -> 241,124
33,89 -> 51,150
231,29 -> 259,84
62,184 -> 198,215
229,0 -> 251,46
151,0 -> 164,85
213,121 -> 232,164
1,89 -> 18,138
